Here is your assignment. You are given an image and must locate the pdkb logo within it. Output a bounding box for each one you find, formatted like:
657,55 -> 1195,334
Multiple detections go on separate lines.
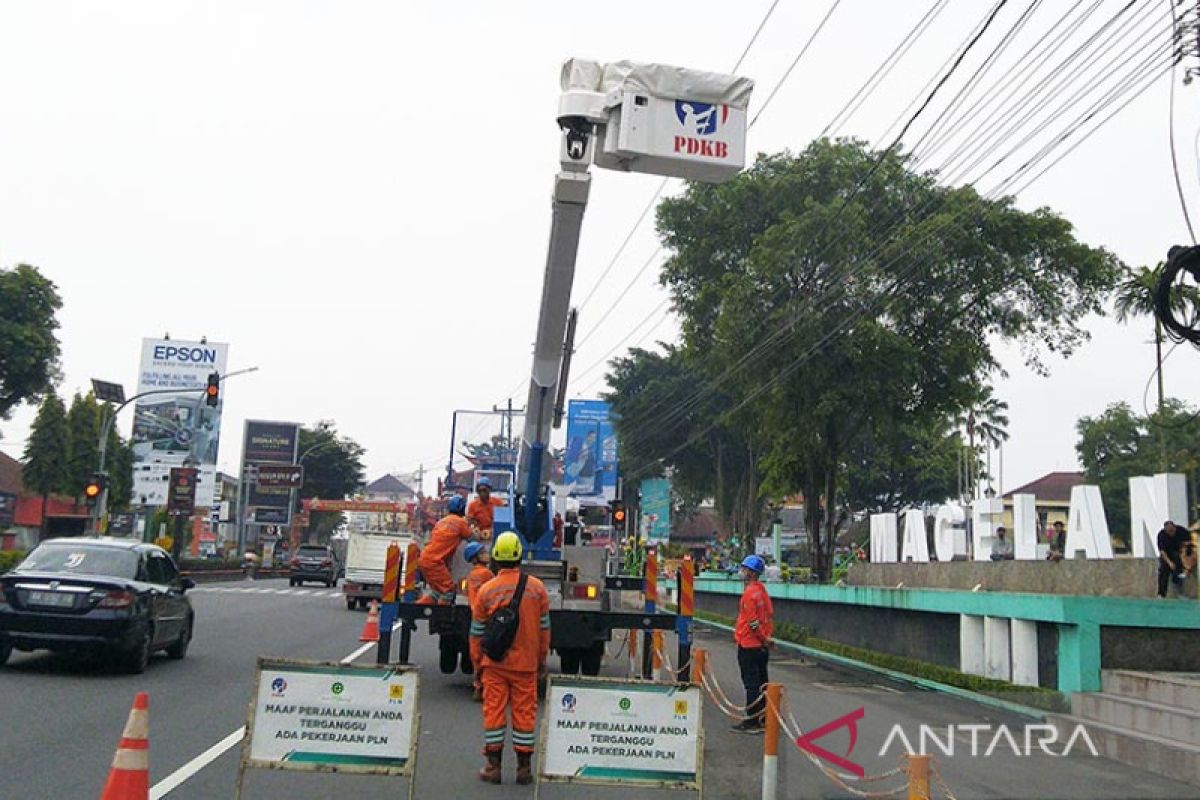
331,681 -> 345,696
561,693 -> 577,713
618,697 -> 632,712
674,101 -> 729,136
270,677 -> 287,697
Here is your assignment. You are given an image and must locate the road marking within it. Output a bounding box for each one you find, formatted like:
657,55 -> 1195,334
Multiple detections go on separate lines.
148,621 -> 403,798
149,727 -> 244,800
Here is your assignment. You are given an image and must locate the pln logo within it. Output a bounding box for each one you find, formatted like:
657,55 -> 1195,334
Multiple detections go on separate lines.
270,677 -> 288,697
388,684 -> 404,704
561,693 -> 577,713
674,101 -> 729,136
673,699 -> 689,720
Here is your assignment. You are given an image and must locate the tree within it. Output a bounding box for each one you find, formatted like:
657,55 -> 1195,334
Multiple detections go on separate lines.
0,264 -> 62,418
639,139 -> 1121,578
297,422 -> 367,543
604,345 -> 765,541
64,392 -> 102,503
1076,400 -> 1200,545
22,393 -> 69,537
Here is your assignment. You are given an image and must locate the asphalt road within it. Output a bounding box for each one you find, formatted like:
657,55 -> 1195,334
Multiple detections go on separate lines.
1,578 -> 1196,799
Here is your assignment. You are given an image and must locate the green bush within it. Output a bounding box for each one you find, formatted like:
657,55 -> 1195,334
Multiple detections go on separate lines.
692,609 -> 1067,711
0,550 -> 26,574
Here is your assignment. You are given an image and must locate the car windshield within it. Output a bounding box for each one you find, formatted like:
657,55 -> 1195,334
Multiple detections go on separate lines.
19,544 -> 140,579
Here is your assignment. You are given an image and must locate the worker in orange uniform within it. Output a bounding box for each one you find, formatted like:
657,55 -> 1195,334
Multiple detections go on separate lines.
732,554 -> 773,733
463,541 -> 494,702
416,494 -> 473,605
469,531 -> 550,785
467,476 -> 505,540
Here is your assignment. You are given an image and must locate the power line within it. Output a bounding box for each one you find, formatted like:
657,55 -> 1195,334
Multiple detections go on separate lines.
1168,0 -> 1198,243
615,10 -> 1175,469
749,0 -> 846,128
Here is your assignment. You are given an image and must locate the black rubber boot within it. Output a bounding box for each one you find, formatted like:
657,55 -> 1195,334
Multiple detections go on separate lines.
515,751 -> 533,785
479,750 -> 502,784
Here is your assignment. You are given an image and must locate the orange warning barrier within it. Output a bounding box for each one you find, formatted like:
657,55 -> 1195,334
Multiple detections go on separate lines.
383,544 -> 400,603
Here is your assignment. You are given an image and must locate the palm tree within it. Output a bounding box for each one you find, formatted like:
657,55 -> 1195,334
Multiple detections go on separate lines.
1114,263 -> 1200,468
954,385 -> 1010,500
1115,265 -> 1169,415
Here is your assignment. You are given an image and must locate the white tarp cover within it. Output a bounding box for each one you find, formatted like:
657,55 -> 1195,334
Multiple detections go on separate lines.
561,58 -> 754,109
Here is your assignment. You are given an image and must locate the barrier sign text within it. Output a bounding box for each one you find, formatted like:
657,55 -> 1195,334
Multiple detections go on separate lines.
540,676 -> 701,789
244,658 -> 419,775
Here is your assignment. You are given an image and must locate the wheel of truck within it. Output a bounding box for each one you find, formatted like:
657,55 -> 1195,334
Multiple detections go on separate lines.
357,598 -> 367,610
346,598 -> 357,611
438,638 -> 459,674
558,648 -> 582,675
581,642 -> 604,676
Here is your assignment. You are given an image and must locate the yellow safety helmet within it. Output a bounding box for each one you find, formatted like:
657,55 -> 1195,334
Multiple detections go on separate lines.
492,531 -> 523,562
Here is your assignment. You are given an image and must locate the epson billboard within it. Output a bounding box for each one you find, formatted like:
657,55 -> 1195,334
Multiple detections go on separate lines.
131,337 -> 229,507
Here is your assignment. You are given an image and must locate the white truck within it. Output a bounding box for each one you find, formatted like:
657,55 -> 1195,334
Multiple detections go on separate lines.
343,530 -> 411,611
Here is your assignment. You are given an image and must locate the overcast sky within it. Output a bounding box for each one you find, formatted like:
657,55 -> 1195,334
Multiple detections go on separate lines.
1,1 -> 1197,499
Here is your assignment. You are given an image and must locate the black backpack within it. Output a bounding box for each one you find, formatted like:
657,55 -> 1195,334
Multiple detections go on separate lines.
482,573 -> 529,662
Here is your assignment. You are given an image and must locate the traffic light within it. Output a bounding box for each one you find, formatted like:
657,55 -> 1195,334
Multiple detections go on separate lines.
611,500 -> 626,526
205,372 -> 220,407
83,473 -> 107,506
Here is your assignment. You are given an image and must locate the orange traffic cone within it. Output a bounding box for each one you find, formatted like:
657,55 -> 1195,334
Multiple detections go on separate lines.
360,599 -> 380,642
100,692 -> 149,800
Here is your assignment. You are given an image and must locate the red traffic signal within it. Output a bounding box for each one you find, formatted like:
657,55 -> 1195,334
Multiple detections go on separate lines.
205,372 -> 220,407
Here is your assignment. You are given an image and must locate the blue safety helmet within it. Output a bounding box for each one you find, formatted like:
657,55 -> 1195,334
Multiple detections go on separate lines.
447,494 -> 467,515
464,541 -> 487,563
477,476 -> 492,489
740,555 -> 766,574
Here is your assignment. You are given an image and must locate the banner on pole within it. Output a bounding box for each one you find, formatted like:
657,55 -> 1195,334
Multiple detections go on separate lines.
640,478 -> 671,544
563,400 -> 618,500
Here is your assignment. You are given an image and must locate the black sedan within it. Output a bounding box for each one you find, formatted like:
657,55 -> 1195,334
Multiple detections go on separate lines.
0,537 -> 195,673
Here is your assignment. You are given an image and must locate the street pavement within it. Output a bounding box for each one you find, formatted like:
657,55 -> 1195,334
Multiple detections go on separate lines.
1,577 -> 1196,799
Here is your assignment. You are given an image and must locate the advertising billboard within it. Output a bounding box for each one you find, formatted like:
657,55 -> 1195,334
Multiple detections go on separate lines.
562,400 -> 618,500
131,338 -> 229,507
242,420 -> 300,526
640,477 -> 671,544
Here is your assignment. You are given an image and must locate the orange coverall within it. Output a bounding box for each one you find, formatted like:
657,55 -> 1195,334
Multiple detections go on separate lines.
466,562 -> 494,692
467,495 -> 505,536
469,568 -> 551,755
417,514 -> 471,602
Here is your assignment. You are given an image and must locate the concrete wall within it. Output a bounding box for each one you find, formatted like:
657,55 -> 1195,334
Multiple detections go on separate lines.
847,559 -> 1198,599
697,591 -> 962,669
695,589 -> 1197,691
1102,627 -> 1200,671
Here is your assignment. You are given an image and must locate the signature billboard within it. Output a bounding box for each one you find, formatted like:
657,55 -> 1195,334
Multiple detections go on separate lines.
131,338 -> 228,507
562,400 -> 617,501
243,420 -> 300,526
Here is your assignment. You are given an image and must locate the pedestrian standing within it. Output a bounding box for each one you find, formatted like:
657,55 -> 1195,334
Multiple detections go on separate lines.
464,541 -> 494,702
469,532 -> 550,785
732,554 -> 773,734
1157,520 -> 1190,598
